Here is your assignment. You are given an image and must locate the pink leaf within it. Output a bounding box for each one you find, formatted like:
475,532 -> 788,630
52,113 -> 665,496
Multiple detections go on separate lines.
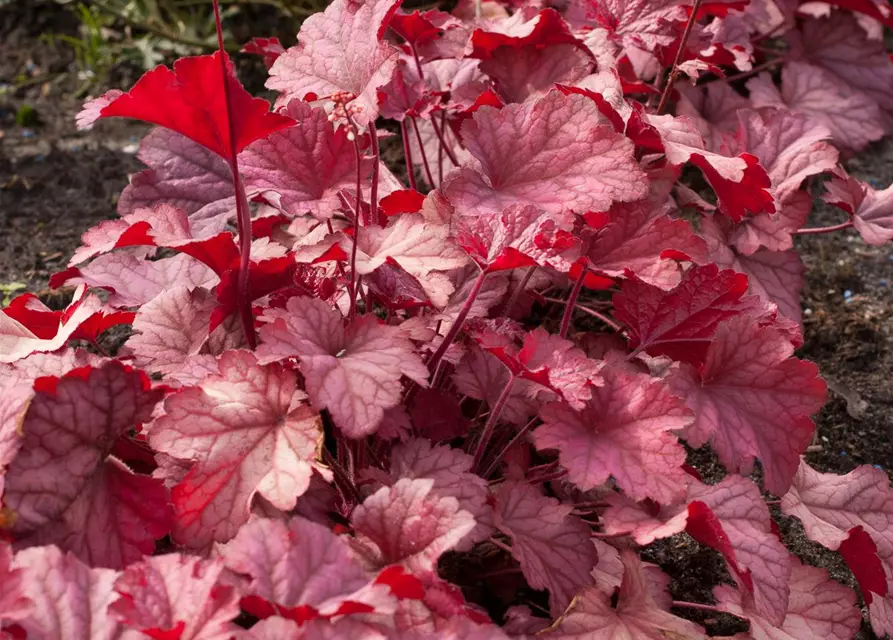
377,61 -> 440,120
781,459 -> 892,623
726,109 -> 838,254
535,364 -> 692,503
481,44 -> 593,105
493,480 -> 596,615
701,216 -> 805,323
0,543 -> 32,624
452,344 -> 539,425
590,0 -> 691,57
0,286 -> 103,364
440,90 -> 648,217
455,204 -> 579,274
732,109 -> 837,206
149,350 -> 325,547
116,130 -> 237,235
222,516 -> 384,616
714,561 -> 861,640
13,545 -> 121,639
676,82 -> 750,152
389,439 -> 493,549
684,476 -> 793,625
81,52 -> 293,159
544,550 -> 707,639
3,362 -> 166,568
125,286 -> 218,375
266,0 -> 401,127
257,296 -> 428,438
240,100 -> 364,219
352,478 -> 476,573
823,169 -> 893,246
354,214 -> 470,308
613,264 -> 751,365
109,554 -> 241,640
668,315 -> 826,495
58,252 -> 218,309
747,62 -> 885,152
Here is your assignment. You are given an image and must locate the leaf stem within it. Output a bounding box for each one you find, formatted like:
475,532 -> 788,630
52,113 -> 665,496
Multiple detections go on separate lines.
431,115 -> 460,167
426,269 -> 488,374
559,268 -> 587,338
793,220 -> 853,235
367,122 -> 381,227
472,375 -> 516,472
482,416 -> 539,478
212,0 -> 255,349
707,56 -> 786,85
400,120 -> 418,191
529,467 -> 567,485
410,116 -> 436,187
656,0 -> 704,115
545,296 -> 621,331
672,600 -> 731,615
322,448 -> 362,505
347,138 -> 365,320
502,266 -> 536,317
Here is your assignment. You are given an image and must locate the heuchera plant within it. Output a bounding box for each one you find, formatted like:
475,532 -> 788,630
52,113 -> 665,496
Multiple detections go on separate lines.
3,0 -> 893,636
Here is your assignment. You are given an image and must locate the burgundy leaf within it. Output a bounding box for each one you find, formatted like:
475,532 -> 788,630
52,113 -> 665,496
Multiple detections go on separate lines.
669,315 -> 826,495
493,480 -> 597,615
3,362 -> 166,568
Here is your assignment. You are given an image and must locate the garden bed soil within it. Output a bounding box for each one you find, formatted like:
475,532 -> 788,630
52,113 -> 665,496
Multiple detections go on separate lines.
2,3 -> 892,637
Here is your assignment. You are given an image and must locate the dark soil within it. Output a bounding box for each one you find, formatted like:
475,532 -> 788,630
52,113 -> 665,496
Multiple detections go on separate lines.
2,3 -> 892,638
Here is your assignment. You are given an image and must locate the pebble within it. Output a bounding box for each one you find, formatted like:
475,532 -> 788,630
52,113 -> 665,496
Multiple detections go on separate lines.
22,129 -> 34,138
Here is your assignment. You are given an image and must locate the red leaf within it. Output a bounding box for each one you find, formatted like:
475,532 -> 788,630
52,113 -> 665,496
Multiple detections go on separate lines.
380,189 -> 426,216
2,294 -> 61,340
80,52 -> 293,159
839,526 -> 888,605
242,36 -> 286,69
613,264 -> 751,365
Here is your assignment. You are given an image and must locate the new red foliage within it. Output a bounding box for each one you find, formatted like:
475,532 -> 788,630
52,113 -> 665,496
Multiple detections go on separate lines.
5,0 -> 893,636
